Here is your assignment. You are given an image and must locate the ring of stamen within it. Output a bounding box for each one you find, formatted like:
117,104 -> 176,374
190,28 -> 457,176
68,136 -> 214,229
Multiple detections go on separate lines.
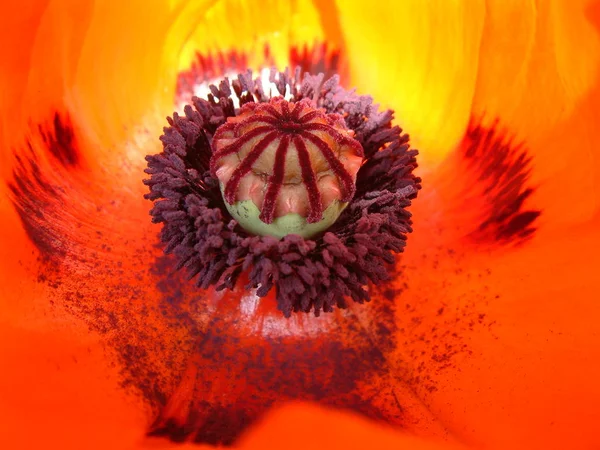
144,69 -> 421,316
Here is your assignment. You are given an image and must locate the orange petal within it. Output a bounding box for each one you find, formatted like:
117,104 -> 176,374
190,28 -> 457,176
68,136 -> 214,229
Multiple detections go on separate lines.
234,403 -> 460,450
67,0 -> 178,153
389,5 -> 600,444
8,2 -> 599,449
473,0 -> 600,141
396,173 -> 600,449
0,1 -> 184,446
0,0 -> 90,177
138,403 -> 456,449
0,293 -> 147,450
1,3 -> 347,447
0,131 -> 169,449
472,0 -> 600,224
0,0 -> 187,176
528,73 -> 600,227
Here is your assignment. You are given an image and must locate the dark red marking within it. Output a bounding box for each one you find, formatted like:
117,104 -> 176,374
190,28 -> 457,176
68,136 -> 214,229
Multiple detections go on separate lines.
304,122 -> 364,156
280,99 -> 291,116
293,135 -> 323,223
175,42 -> 343,102
262,103 -> 284,120
300,131 -> 356,202
41,113 -> 81,167
144,296 -> 396,445
9,112 -> 82,259
461,119 -> 541,244
290,101 -> 303,120
259,135 -> 290,223
298,109 -> 320,124
223,131 -> 278,204
176,50 -> 251,98
232,115 -> 279,131
289,42 -> 342,82
210,125 -> 274,174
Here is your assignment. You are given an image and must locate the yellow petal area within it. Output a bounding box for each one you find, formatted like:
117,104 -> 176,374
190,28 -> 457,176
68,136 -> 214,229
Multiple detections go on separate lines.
67,1 -> 179,154
472,0 -> 600,226
173,0 -> 336,73
335,1 -> 486,166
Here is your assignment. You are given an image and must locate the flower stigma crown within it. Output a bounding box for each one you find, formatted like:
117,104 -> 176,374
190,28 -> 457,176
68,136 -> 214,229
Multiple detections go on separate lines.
210,97 -> 364,238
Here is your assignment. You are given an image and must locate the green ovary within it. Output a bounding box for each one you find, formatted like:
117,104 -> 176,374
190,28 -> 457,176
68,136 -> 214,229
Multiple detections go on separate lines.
223,193 -> 348,239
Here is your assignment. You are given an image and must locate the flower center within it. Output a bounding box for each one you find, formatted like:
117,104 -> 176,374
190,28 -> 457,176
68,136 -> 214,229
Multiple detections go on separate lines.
210,97 -> 364,238
145,68 -> 421,317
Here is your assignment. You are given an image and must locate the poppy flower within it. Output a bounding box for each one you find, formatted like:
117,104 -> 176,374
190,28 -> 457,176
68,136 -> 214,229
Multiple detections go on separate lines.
1,1 -> 600,450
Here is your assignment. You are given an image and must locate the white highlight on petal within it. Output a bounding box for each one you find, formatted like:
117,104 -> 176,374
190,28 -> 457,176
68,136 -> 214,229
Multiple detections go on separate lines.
238,288 -> 341,338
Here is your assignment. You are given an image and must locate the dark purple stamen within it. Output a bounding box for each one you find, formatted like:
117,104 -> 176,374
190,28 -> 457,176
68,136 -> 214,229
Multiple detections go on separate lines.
144,69 -> 421,316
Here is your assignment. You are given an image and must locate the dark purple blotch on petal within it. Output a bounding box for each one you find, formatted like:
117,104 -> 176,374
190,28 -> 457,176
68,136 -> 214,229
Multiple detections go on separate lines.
463,119 -> 541,244
8,113 -> 81,259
